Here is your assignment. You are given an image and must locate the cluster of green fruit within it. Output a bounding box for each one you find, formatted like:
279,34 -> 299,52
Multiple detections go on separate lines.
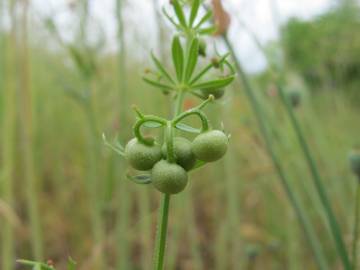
125,129 -> 228,194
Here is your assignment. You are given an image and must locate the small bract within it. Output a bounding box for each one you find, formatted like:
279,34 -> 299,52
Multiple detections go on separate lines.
125,138 -> 162,171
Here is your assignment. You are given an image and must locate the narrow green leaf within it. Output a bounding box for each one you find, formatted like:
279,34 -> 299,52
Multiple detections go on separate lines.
143,121 -> 164,128
143,77 -> 174,90
102,134 -> 125,157
151,52 -> 175,84
194,10 -> 212,29
162,8 -> 181,29
190,160 -> 207,171
189,0 -> 200,26
184,38 -> 199,82
199,26 -> 217,35
191,76 -> 235,90
175,123 -> 201,134
172,0 -> 187,28
127,174 -> 152,185
172,36 -> 184,81
189,63 -> 213,85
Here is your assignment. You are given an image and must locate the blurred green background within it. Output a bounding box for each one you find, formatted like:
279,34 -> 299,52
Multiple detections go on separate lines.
0,0 -> 359,269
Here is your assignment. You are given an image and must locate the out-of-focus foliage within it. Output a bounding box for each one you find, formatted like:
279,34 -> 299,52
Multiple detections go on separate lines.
1,1 -> 360,269
282,1 -> 360,99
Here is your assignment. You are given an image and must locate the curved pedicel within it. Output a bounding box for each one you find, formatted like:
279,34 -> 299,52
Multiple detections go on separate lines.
172,95 -> 214,133
133,116 -> 167,146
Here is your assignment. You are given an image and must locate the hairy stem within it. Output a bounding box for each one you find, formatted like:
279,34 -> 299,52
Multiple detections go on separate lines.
153,194 -> 171,270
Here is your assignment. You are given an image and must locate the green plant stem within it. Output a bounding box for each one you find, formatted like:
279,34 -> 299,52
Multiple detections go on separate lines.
222,34 -> 329,270
277,82 -> 351,269
153,85 -> 186,270
352,182 -> 360,269
153,194 -> 171,270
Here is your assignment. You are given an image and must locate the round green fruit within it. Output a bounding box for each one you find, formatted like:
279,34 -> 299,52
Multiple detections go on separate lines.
162,137 -> 196,171
198,39 -> 207,57
152,160 -> 188,194
124,138 -> 162,171
192,130 -> 228,162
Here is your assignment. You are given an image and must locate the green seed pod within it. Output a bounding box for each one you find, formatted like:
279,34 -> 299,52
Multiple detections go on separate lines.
162,137 -> 196,171
198,39 -> 207,57
125,138 -> 162,171
152,160 -> 188,194
349,150 -> 360,178
192,130 -> 228,162
211,57 -> 220,69
200,88 -> 225,100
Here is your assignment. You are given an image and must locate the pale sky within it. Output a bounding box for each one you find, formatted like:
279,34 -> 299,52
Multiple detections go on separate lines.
31,0 -> 335,72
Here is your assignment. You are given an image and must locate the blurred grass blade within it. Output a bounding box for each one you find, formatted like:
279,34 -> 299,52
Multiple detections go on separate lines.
221,33 -> 329,270
172,36 -> 184,82
67,257 -> 76,270
184,38 -> 199,82
352,184 -> 360,269
17,260 -> 53,270
277,83 -> 352,269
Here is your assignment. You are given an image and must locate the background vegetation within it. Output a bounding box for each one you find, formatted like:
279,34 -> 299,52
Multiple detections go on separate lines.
0,0 -> 359,269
